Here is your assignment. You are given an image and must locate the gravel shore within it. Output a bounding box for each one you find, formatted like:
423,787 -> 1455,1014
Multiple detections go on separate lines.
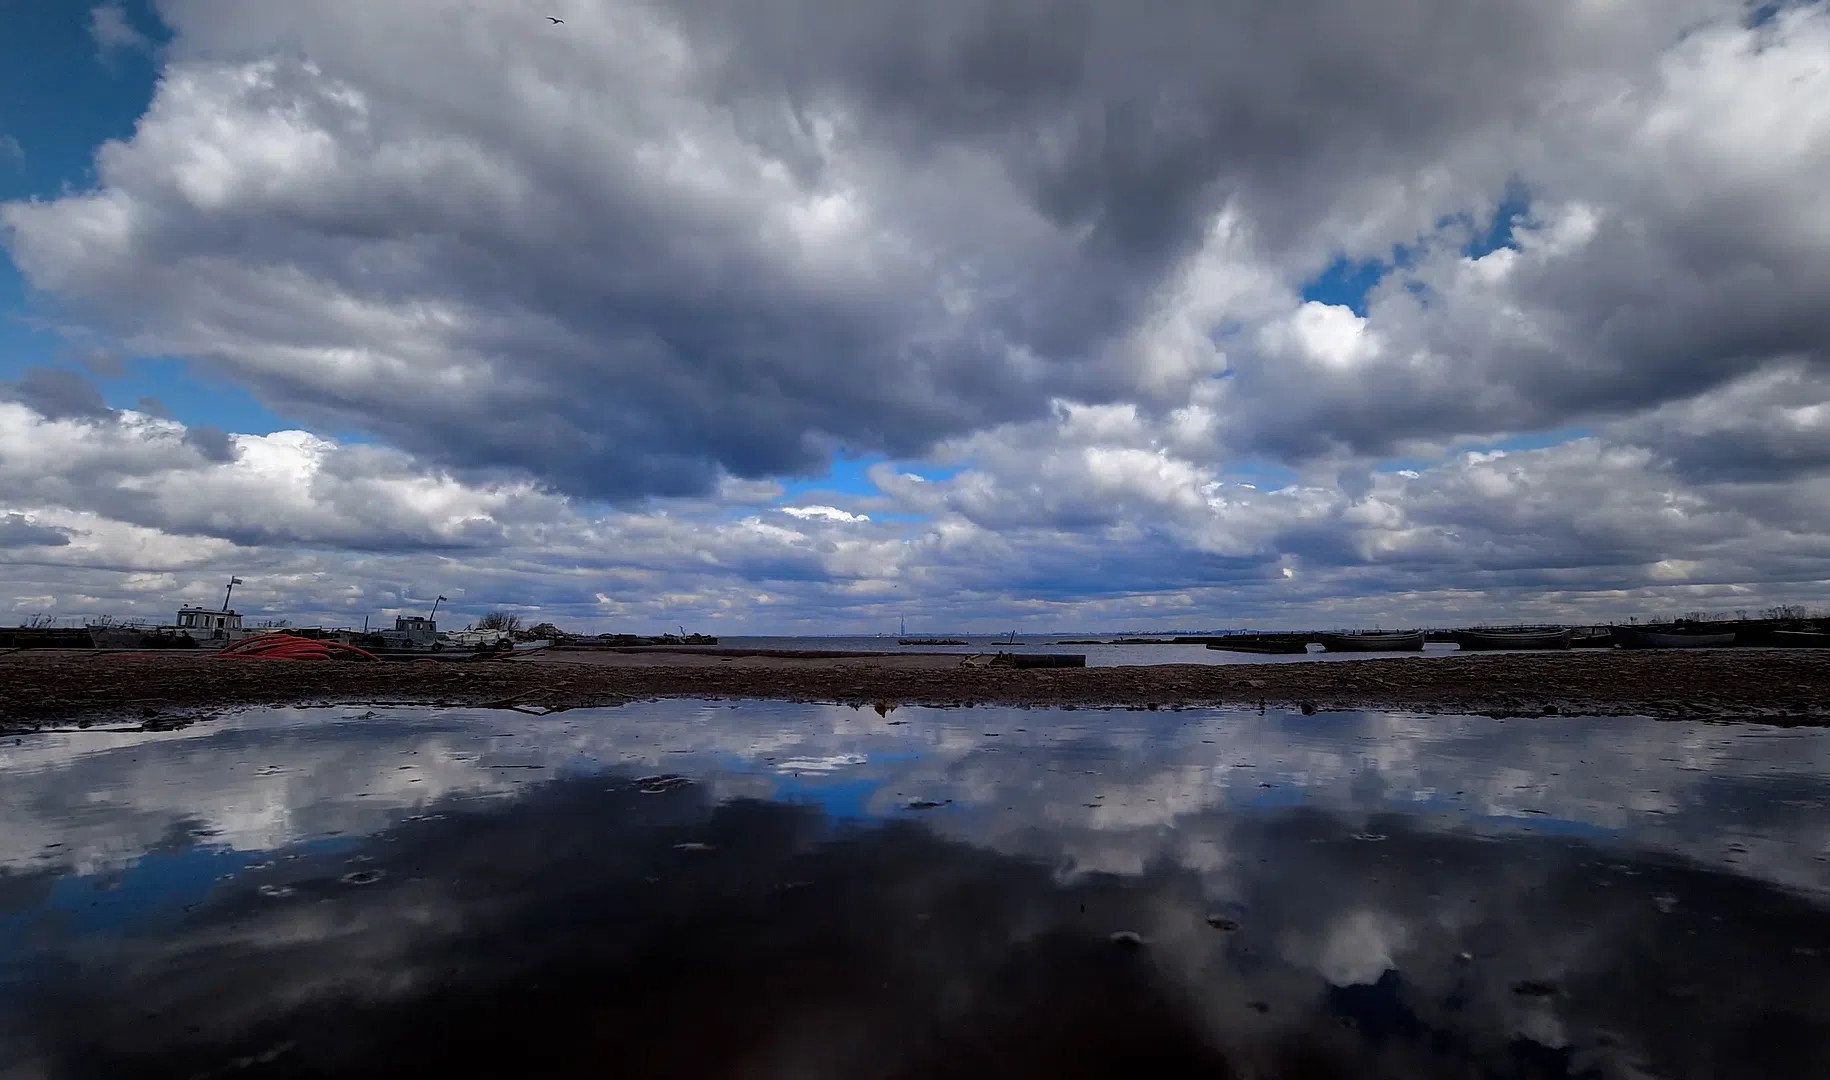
2,647 -> 1825,732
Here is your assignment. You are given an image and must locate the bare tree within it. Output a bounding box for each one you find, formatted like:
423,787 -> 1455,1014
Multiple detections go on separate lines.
477,611 -> 522,632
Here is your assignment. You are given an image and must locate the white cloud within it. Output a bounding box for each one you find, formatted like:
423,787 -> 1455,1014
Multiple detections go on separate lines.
4,1 -> 1830,628
778,505 -> 870,523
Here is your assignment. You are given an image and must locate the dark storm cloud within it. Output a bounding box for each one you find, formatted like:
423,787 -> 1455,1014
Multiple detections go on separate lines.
0,512 -> 73,548
0,367 -> 115,423
1610,365 -> 1830,482
5,1 -> 1830,626
1220,8 -> 1830,462
1,0 -> 1753,499
179,421 -> 236,462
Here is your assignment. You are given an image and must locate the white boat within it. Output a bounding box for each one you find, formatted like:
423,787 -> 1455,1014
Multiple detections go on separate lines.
88,604 -> 258,650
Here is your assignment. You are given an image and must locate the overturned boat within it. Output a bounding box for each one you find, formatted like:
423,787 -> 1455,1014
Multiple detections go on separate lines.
1316,631 -> 1425,653
1452,628 -> 1573,651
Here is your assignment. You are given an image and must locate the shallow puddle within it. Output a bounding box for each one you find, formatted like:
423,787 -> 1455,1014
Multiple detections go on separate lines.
2,702 -> 1827,1077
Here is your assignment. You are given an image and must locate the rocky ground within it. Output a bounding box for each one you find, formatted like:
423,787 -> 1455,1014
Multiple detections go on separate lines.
1,647 -> 1825,733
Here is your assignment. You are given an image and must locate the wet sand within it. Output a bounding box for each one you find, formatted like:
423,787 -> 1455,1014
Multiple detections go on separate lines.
2,646 -> 1826,731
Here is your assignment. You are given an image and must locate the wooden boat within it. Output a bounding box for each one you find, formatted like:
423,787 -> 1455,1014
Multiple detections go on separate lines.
987,652 -> 1086,668
1206,639 -> 1310,654
0,626 -> 101,650
1316,632 -> 1424,652
1610,627 -> 1737,649
1452,628 -> 1573,651
1765,630 -> 1830,648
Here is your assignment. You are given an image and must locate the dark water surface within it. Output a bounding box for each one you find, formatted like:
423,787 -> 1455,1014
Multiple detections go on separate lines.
3,703 -> 1828,1078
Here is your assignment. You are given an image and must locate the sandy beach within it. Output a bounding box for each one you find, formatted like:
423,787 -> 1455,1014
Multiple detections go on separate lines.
2,646 -> 1824,731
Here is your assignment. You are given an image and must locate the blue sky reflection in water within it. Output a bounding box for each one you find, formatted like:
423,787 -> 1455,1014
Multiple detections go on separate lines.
3,702 -> 1829,1077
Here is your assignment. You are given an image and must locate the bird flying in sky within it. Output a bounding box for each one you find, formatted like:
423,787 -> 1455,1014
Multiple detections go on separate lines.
547,16 -> 563,23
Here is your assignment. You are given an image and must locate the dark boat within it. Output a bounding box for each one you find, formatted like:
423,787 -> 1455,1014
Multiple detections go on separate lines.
1765,630 -> 1830,648
990,652 -> 1086,668
1205,639 -> 1310,654
1452,628 -> 1573,651
0,626 -> 100,650
1316,632 -> 1425,653
1611,626 -> 1737,649
1569,629 -> 1614,648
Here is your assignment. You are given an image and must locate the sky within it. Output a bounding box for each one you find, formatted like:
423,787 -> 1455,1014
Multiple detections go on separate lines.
2,0 -> 1829,634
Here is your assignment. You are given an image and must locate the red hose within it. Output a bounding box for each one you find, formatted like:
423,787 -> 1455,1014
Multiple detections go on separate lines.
216,632 -> 381,662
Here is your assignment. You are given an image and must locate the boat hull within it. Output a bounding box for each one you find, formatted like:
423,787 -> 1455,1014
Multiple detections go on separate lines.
1317,632 -> 1424,652
987,652 -> 1085,668
1206,640 -> 1311,654
1762,631 -> 1830,649
1611,627 -> 1737,649
1452,629 -> 1573,651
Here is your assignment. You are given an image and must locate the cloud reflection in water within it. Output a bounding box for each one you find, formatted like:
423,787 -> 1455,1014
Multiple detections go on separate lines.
2,702 -> 1828,1078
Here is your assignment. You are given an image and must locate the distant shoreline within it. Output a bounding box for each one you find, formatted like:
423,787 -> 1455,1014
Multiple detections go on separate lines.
2,648 -> 1824,733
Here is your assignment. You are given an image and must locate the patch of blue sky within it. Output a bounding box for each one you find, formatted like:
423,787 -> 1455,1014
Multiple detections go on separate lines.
1361,427 -> 1590,477
1301,184 -> 1532,318
1466,184 -> 1531,258
780,453 -> 887,498
0,3 -> 294,438
0,3 -> 167,204
778,454 -> 961,507
15,833 -> 359,942
1462,427 -> 1594,454
101,357 -> 299,434
771,774 -> 886,823
1220,462 -> 1301,490
1300,257 -> 1386,316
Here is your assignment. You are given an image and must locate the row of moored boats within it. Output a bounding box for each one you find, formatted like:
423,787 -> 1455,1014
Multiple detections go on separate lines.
1205,625 -> 1830,653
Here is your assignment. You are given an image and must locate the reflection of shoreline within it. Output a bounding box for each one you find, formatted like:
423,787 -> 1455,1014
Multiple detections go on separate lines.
9,767 -> 1830,1080
6,648 -> 1830,730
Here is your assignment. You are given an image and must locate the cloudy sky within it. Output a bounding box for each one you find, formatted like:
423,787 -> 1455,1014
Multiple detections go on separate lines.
2,0 -> 1828,633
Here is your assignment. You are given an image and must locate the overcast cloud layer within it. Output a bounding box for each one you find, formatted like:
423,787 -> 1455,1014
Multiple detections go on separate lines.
4,0 -> 1830,630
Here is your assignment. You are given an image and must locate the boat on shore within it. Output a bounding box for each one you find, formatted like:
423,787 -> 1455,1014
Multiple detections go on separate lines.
1206,639 -> 1311,654
1611,626 -> 1737,650
1758,630 -> 1830,649
1316,631 -> 1425,652
990,652 -> 1085,668
1452,628 -> 1573,651
88,604 -> 259,650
